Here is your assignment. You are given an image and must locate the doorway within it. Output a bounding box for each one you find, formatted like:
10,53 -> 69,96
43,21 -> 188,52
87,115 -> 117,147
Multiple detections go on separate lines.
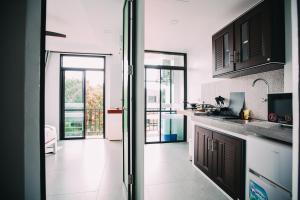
60,55 -> 105,139
144,51 -> 187,144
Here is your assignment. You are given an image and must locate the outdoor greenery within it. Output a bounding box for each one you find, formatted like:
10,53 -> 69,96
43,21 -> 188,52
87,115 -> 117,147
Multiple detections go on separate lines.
85,80 -> 104,135
65,79 -> 83,104
64,78 -> 104,137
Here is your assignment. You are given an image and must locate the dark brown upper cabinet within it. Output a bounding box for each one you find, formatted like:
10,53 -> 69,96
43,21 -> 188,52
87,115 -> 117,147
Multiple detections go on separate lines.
212,0 -> 285,78
212,24 -> 234,76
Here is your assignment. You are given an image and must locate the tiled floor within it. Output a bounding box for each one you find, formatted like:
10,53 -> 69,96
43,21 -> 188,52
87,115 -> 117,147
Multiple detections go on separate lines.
144,143 -> 228,200
46,140 -> 228,200
46,139 -> 124,200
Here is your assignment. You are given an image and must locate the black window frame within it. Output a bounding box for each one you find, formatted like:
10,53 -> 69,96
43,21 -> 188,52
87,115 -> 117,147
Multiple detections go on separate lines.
144,50 -> 187,144
59,54 -> 106,140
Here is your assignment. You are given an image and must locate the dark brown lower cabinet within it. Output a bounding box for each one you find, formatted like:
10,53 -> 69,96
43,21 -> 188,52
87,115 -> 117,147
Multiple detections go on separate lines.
194,126 -> 213,176
194,126 -> 245,200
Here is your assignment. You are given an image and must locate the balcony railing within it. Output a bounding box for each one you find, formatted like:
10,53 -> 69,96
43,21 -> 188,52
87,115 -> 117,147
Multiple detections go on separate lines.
64,108 -> 103,138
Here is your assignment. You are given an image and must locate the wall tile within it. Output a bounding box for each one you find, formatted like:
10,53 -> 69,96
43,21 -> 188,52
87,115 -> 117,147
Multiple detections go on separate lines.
201,69 -> 284,120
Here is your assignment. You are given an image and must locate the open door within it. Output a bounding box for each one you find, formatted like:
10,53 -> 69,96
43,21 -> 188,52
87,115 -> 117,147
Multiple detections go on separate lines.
123,0 -> 134,199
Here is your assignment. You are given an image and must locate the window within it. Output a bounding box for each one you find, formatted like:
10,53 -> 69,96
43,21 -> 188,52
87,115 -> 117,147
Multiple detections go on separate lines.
145,52 -> 185,67
148,96 -> 157,103
62,55 -> 105,69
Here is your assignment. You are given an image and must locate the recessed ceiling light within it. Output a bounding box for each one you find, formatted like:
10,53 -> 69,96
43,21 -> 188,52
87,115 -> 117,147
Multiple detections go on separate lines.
170,19 -> 179,25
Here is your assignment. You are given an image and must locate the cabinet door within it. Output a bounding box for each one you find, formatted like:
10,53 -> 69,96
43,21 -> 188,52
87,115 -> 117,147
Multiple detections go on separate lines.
194,126 -> 213,177
212,24 -> 234,77
212,132 -> 244,200
234,1 -> 271,71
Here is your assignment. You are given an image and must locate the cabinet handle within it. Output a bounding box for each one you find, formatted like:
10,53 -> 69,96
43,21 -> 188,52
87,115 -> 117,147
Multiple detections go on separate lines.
208,138 -> 211,151
233,50 -> 240,63
211,140 -> 217,152
230,53 -> 234,63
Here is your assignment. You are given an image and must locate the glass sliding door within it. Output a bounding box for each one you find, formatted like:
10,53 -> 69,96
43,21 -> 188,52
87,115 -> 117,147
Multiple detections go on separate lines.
63,71 -> 85,139
161,69 -> 185,142
61,55 -> 105,139
145,51 -> 187,144
85,71 -> 104,138
145,69 -> 161,142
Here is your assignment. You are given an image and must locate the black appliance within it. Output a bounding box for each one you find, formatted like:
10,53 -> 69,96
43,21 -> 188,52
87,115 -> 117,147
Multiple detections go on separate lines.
209,92 -> 245,118
268,93 -> 293,125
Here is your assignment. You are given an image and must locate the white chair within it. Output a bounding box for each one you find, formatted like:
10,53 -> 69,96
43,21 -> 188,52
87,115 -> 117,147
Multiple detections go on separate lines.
45,125 -> 57,154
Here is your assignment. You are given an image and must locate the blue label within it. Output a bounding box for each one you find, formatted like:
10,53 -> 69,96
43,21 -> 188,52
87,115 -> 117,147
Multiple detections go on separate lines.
249,180 -> 269,200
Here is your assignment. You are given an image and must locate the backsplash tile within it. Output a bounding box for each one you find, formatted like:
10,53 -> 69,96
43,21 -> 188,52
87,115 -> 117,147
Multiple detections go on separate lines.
201,69 -> 284,120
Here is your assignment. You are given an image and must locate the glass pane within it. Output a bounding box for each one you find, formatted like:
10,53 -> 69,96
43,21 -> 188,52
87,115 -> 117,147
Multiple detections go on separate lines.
85,71 -> 104,138
62,56 -> 104,69
146,69 -> 160,110
241,22 -> 249,61
145,52 -> 184,66
64,71 -> 84,138
171,70 -> 184,111
146,112 -> 160,142
161,113 -> 184,142
64,71 -> 84,109
161,70 -> 171,111
64,110 -> 84,138
223,33 -> 230,66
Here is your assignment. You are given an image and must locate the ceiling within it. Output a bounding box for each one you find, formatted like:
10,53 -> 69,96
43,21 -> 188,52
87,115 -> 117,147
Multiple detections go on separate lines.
46,0 -> 261,70
46,0 -> 123,53
145,0 -> 261,69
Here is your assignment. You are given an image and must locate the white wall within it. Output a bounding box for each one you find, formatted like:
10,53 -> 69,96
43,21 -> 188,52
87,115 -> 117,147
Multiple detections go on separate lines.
45,52 -> 123,139
285,0 -> 293,93
24,0 -> 43,199
136,0 -> 145,198
45,54 -> 60,136
291,0 -> 299,199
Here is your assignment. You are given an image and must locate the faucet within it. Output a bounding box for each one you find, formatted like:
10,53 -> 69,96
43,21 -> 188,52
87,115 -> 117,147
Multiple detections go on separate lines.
252,78 -> 269,102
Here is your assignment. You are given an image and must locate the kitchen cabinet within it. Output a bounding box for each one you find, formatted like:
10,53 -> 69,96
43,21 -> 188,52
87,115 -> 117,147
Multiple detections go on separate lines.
212,132 -> 244,200
194,125 -> 245,200
212,0 -> 285,78
212,24 -> 234,77
194,126 -> 213,176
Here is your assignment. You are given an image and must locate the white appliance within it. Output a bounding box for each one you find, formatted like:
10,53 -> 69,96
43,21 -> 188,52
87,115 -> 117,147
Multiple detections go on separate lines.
247,136 -> 292,200
106,109 -> 122,141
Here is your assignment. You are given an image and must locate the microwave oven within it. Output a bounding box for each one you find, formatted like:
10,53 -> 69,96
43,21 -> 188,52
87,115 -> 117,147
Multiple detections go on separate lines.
268,93 -> 292,125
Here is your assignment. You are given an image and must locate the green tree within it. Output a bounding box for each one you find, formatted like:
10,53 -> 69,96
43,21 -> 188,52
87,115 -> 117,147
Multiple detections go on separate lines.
85,81 -> 103,135
65,79 -> 82,103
